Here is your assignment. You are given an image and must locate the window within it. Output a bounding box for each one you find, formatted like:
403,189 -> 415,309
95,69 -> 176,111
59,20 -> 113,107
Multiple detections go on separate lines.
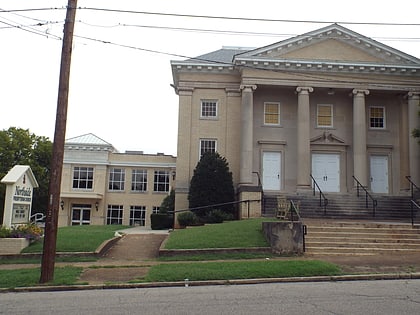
201,100 -> 218,118
131,169 -> 147,192
369,106 -> 385,129
109,168 -> 125,191
130,206 -> 146,226
72,167 -> 93,189
107,205 -> 123,224
317,104 -> 333,128
264,102 -> 280,125
154,170 -> 170,192
152,206 -> 160,214
200,139 -> 217,158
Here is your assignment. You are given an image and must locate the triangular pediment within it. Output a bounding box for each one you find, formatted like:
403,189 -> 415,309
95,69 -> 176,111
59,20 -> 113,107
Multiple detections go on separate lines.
310,131 -> 346,145
235,24 -> 419,66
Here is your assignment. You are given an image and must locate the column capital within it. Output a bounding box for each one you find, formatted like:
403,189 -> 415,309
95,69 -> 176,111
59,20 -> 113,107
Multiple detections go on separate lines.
296,86 -> 313,94
408,91 -> 420,100
240,84 -> 257,92
352,89 -> 370,96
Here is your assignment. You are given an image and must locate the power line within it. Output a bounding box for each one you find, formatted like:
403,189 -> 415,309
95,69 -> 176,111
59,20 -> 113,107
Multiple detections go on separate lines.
80,7 -> 420,27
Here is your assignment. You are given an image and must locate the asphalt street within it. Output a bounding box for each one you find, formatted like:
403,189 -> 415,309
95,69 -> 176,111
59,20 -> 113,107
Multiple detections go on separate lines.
1,279 -> 420,314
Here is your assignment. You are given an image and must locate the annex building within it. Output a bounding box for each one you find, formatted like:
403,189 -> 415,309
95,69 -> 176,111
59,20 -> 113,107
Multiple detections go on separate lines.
170,24 -> 420,217
58,134 -> 176,227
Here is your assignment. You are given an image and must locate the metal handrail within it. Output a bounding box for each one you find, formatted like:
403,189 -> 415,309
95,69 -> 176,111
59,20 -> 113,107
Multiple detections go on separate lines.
352,175 -> 378,217
406,176 -> 420,227
310,174 -> 328,215
289,200 -> 301,222
410,200 -> 420,227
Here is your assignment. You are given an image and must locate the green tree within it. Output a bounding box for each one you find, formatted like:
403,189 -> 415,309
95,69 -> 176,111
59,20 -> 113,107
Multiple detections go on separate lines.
188,152 -> 235,218
160,189 -> 175,214
413,103 -> 420,142
0,128 -> 52,222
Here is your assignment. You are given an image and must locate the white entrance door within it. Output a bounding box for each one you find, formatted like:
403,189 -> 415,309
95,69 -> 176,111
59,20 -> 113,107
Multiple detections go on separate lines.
370,156 -> 389,193
262,151 -> 281,191
71,205 -> 91,225
311,154 -> 340,192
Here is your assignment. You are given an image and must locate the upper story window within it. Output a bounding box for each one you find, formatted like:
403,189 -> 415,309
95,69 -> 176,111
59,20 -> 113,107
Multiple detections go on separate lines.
109,168 -> 125,191
154,170 -> 170,192
264,102 -> 280,125
131,169 -> 147,192
72,167 -> 93,190
201,100 -> 218,118
200,139 -> 217,158
369,106 -> 385,129
317,104 -> 333,128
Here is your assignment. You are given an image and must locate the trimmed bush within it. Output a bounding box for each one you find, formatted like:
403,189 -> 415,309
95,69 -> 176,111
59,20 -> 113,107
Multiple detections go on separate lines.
177,211 -> 197,227
151,214 -> 173,230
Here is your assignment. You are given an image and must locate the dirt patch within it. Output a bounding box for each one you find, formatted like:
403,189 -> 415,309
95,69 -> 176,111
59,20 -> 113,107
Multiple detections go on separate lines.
79,267 -> 149,284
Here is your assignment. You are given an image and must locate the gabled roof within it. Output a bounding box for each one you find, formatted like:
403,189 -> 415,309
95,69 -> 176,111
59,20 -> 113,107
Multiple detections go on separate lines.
65,133 -> 117,152
1,165 -> 39,188
234,24 -> 420,66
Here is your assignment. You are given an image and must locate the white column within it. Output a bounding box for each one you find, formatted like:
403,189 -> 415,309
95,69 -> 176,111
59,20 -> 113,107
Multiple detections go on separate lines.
296,86 -> 313,190
408,92 -> 420,184
352,89 -> 369,187
239,85 -> 256,185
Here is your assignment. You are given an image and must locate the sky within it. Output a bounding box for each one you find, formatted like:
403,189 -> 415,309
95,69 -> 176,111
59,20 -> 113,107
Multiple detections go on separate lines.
1,0 -> 419,156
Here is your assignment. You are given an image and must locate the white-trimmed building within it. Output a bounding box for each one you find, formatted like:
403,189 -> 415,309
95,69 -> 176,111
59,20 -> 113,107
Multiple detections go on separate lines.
171,24 -> 420,217
58,134 -> 176,227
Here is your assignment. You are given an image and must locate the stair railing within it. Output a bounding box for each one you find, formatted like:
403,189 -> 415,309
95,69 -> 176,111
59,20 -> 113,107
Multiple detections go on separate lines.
310,174 -> 328,215
352,175 -> 377,217
406,176 -> 420,227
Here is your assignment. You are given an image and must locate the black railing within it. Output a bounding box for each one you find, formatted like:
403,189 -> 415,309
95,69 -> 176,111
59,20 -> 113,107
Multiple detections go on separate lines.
174,199 -> 261,219
352,175 -> 377,217
406,176 -> 420,227
310,174 -> 328,215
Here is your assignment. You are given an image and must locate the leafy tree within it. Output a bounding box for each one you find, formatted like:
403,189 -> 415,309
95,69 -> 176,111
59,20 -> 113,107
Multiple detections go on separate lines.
0,128 -> 52,222
159,189 -> 175,214
413,103 -> 420,142
188,152 -> 235,218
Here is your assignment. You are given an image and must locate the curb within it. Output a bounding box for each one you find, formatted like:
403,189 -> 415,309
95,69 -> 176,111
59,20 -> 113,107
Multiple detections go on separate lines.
2,272 -> 420,294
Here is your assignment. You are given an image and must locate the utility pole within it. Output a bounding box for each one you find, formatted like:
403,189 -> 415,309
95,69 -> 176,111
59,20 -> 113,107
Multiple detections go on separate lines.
40,0 -> 77,284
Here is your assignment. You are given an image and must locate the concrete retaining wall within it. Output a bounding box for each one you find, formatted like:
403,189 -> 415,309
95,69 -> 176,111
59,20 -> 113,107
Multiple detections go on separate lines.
262,221 -> 304,255
0,238 -> 30,255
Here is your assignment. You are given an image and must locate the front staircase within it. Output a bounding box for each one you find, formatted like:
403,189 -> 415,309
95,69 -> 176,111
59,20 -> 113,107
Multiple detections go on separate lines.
262,193 -> 420,255
304,219 -> 420,256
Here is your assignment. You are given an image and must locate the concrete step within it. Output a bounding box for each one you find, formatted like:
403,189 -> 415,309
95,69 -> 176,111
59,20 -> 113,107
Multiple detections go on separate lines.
306,246 -> 420,255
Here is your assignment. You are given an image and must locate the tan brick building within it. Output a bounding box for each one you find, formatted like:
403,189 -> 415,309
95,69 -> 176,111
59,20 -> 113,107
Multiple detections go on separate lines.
171,24 -> 420,217
58,134 -> 176,227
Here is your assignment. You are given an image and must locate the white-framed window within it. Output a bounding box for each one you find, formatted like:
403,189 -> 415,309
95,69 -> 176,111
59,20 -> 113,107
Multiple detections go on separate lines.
317,104 -> 333,128
107,205 -> 123,225
369,106 -> 385,129
264,102 -> 280,125
199,139 -> 217,158
152,206 -> 160,214
154,170 -> 170,192
129,206 -> 146,226
109,168 -> 125,191
72,166 -> 94,189
131,169 -> 147,192
200,100 -> 218,118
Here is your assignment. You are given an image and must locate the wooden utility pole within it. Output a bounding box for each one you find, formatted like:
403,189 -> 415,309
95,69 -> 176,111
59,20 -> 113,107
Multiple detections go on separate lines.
40,0 -> 77,284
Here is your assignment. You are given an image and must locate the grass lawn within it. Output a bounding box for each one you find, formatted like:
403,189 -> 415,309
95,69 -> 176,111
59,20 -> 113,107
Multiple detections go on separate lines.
164,218 -> 276,249
0,266 -> 83,288
143,260 -> 342,282
22,225 -> 128,253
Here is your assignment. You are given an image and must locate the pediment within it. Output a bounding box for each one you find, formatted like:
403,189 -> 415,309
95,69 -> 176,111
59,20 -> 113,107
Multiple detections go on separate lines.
235,24 -> 420,66
310,131 -> 346,145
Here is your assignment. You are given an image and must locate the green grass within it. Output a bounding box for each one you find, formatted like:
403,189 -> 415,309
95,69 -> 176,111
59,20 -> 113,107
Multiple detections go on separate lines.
143,260 -> 342,282
0,266 -> 83,288
22,225 -> 128,253
158,252 -> 278,261
0,256 -> 98,265
164,218 -> 275,249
